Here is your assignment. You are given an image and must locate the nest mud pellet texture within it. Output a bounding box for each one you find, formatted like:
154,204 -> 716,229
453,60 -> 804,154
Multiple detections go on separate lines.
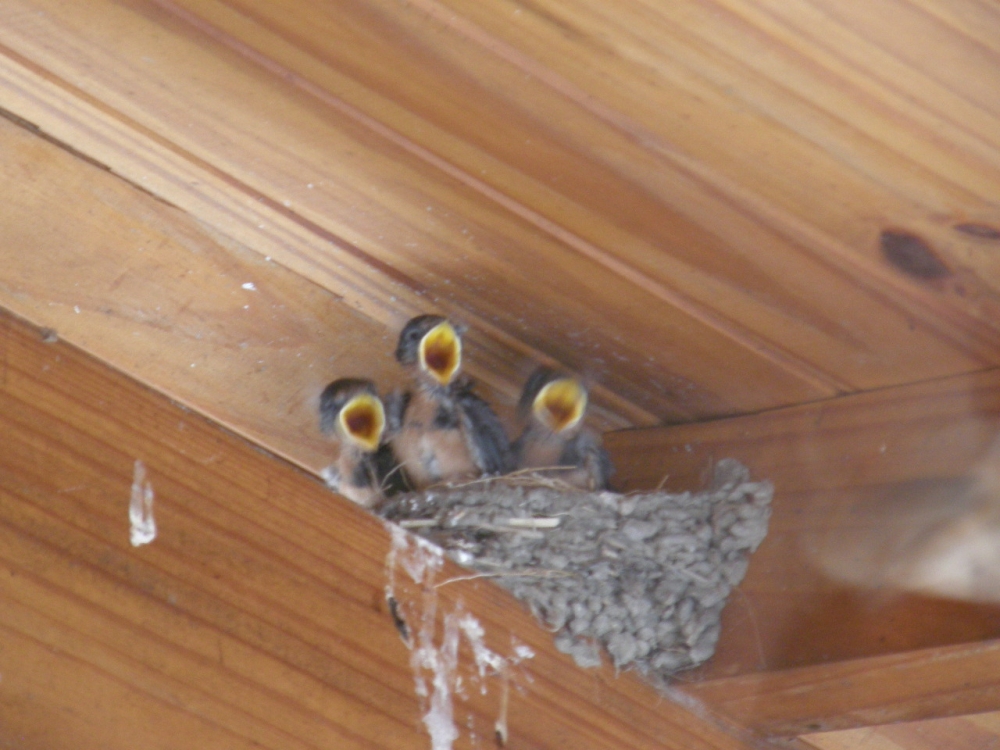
379,459 -> 773,684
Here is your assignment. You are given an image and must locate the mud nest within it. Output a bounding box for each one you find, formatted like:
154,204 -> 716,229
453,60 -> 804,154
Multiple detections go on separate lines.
379,458 -> 772,682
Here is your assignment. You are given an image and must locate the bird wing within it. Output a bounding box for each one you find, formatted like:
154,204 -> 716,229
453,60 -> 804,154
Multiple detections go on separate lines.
455,388 -> 514,475
561,432 -> 615,490
373,443 -> 413,496
383,389 -> 411,435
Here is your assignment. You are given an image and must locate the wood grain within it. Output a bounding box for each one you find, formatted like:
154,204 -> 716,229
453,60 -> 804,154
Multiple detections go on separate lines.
0,105 -> 640,486
0,0 -> 832,424
0,111 -> 415,472
0,36 -> 652,434
416,0 -> 1000,330
2,0 -> 999,428
607,370 -> 1000,495
685,638 -> 1000,737
605,370 -> 1000,678
3,2 -> 1000,747
153,0 -> 1000,365
0,308 -> 758,750
802,710 -> 1000,750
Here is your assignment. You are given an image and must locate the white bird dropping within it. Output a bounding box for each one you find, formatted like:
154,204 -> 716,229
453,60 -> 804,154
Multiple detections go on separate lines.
129,460 -> 157,547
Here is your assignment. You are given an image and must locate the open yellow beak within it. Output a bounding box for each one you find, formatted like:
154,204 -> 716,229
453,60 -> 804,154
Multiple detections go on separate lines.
418,320 -> 462,385
534,378 -> 587,433
339,393 -> 386,452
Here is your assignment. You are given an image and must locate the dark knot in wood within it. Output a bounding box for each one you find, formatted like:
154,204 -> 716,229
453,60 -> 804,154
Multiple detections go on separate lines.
880,230 -> 952,280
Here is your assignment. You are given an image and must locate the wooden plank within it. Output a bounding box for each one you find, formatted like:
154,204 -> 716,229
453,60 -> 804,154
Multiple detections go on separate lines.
0,104 -> 641,490
605,369 -> 1000,495
0,62 -> 645,437
607,370 -> 1000,492
610,370 -> 1000,673
0,0 -> 836,425
0,308 -> 758,750
683,639 -> 1000,737
404,0 -> 1000,343
148,0 -> 995,395
802,710 -> 1000,750
151,0 -> 1000,377
0,111 -> 417,472
3,0 -> 1000,422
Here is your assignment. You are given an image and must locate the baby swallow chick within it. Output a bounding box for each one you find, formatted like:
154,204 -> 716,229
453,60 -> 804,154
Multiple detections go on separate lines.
512,366 -> 613,490
319,377 -> 407,508
387,314 -> 513,489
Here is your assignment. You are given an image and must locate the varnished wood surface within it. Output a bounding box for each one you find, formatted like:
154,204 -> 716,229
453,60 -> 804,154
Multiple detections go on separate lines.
606,370 -> 1000,679
129,0 -> 1000,366
0,33 -> 648,435
1,0 -> 999,431
0,308 -> 757,750
0,111 -> 409,473
688,638 -> 1000,737
803,711 -> 1000,750
0,0 -> 819,425
607,369 -> 1000,495
1,2 -> 1000,748
0,107 -> 630,478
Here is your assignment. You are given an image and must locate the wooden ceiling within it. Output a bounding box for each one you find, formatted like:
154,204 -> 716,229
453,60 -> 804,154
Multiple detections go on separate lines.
1,0 -> 999,748
2,0 -> 1000,458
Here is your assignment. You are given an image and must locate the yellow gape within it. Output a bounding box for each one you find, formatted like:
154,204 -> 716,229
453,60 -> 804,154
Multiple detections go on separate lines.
418,320 -> 462,385
338,393 -> 386,452
534,378 -> 587,433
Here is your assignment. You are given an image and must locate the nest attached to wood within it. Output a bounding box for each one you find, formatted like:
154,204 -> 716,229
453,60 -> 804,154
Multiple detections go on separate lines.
379,458 -> 772,682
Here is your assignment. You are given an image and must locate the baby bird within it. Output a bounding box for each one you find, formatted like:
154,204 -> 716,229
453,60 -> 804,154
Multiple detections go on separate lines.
387,314 -> 513,489
319,377 -> 407,508
512,366 -> 613,490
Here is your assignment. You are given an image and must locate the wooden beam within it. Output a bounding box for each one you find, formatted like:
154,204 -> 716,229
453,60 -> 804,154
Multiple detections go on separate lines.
0,111 -> 418,473
687,639 -> 1000,737
803,711 -> 1000,750
0,33 -> 649,434
607,370 -> 1000,497
0,307 -> 757,749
